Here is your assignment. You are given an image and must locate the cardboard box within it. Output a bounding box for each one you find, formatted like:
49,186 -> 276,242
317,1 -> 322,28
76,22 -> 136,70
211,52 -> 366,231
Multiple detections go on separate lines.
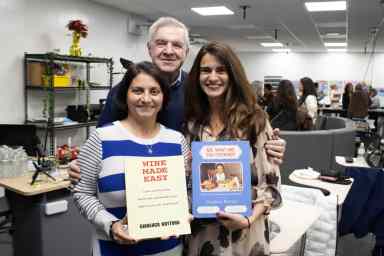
27,63 -> 44,86
27,63 -> 71,87
43,75 -> 71,87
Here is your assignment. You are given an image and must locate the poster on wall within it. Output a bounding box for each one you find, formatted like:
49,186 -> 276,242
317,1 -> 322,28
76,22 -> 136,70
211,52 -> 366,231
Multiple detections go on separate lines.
328,80 -> 344,92
317,80 -> 329,101
378,88 -> 384,97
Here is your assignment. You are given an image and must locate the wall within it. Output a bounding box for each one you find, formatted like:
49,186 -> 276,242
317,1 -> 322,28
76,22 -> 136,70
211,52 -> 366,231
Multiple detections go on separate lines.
0,0 -> 146,123
237,52 -> 384,87
0,0 -> 199,125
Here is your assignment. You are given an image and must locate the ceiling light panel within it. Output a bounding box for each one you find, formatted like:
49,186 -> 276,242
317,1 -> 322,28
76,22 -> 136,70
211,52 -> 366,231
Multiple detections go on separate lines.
321,33 -> 346,39
305,1 -> 346,12
324,42 -> 347,47
316,22 -> 347,28
246,35 -> 273,40
261,42 -> 283,47
191,6 -> 234,16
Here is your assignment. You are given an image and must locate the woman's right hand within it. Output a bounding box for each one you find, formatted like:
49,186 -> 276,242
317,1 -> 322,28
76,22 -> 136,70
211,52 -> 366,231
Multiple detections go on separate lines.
111,216 -> 138,245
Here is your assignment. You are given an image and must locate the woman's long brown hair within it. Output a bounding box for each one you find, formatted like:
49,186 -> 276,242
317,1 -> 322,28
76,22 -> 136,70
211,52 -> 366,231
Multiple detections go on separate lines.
184,41 -> 266,144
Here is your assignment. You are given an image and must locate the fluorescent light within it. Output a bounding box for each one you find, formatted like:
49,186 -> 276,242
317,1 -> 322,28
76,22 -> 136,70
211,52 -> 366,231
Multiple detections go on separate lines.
305,1 -> 346,12
324,42 -> 347,47
316,22 -> 346,28
261,42 -> 283,47
191,6 -> 234,16
272,48 -> 291,53
321,33 -> 346,39
246,35 -> 273,40
327,48 -> 347,52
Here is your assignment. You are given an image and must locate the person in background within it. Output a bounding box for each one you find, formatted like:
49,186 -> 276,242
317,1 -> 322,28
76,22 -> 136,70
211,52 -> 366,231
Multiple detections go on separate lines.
369,88 -> 380,109
268,79 -> 306,130
184,41 -> 281,256
68,17 -> 286,182
329,84 -> 341,108
341,82 -> 353,117
342,83 -> 353,110
251,80 -> 265,106
298,77 -> 318,123
348,83 -> 370,118
73,61 -> 190,256
262,83 -> 274,110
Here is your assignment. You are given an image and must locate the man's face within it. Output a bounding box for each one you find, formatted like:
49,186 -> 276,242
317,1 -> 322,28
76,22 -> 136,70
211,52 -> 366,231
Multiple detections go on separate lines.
148,26 -> 188,75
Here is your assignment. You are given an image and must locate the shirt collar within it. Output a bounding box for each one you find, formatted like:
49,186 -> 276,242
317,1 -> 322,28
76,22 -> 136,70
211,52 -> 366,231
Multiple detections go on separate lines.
170,70 -> 182,88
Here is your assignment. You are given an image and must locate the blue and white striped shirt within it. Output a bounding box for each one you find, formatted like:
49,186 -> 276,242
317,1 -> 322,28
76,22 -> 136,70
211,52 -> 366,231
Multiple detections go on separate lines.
73,121 -> 190,256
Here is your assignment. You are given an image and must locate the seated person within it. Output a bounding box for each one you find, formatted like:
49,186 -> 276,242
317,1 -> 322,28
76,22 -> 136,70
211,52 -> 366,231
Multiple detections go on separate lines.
329,84 -> 341,107
268,80 -> 313,130
369,88 -> 380,109
348,83 -> 370,118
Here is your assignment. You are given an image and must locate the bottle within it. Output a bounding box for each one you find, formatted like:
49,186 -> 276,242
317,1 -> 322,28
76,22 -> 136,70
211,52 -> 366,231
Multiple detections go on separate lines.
358,142 -> 365,157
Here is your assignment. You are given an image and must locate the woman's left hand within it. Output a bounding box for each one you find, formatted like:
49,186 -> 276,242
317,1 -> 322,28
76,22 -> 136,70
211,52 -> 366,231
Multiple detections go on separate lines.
159,214 -> 194,240
265,128 -> 286,165
216,211 -> 250,230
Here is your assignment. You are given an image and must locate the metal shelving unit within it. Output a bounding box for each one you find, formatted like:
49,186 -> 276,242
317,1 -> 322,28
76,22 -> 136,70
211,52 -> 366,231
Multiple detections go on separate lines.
24,52 -> 113,155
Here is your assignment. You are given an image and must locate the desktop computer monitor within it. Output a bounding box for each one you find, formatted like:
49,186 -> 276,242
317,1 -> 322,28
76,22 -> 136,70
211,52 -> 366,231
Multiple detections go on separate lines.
0,124 -> 39,156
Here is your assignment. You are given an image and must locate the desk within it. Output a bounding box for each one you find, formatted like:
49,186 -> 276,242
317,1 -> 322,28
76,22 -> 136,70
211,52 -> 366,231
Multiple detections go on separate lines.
0,171 -> 92,256
335,156 -> 370,168
319,107 -> 346,116
0,171 -> 70,196
289,172 -> 353,205
319,107 -> 384,121
270,200 -> 321,254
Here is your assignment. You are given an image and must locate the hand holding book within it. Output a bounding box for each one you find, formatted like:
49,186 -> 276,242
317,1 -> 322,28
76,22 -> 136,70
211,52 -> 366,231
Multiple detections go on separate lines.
110,216 -> 139,245
216,211 -> 251,230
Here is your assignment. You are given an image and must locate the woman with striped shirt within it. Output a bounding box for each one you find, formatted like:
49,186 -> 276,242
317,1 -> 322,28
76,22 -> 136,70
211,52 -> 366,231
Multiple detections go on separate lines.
73,61 -> 190,256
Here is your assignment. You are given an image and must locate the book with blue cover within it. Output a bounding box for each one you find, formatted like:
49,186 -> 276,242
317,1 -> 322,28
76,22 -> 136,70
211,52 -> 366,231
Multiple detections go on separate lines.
191,140 -> 252,218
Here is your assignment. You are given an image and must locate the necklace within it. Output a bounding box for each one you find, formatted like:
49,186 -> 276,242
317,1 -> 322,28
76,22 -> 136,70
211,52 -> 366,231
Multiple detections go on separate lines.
146,144 -> 154,154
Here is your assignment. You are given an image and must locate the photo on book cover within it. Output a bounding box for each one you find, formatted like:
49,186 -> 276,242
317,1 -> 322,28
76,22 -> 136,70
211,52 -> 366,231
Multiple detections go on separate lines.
200,162 -> 243,192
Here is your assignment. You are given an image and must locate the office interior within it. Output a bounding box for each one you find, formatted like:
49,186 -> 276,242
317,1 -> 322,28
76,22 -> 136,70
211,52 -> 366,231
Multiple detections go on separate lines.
0,0 -> 383,255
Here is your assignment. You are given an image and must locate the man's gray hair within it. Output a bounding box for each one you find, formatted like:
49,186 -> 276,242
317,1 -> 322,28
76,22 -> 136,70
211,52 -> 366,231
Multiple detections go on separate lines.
148,17 -> 190,49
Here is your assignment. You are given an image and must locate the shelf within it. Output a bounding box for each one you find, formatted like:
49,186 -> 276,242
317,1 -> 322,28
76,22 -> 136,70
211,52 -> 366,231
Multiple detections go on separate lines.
24,52 -> 112,156
25,53 -> 112,64
26,85 -> 111,91
26,121 -> 98,130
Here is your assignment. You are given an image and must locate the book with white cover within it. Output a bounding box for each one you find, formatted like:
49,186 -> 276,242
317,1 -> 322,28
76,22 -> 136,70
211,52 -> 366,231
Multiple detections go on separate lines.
124,155 -> 191,239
